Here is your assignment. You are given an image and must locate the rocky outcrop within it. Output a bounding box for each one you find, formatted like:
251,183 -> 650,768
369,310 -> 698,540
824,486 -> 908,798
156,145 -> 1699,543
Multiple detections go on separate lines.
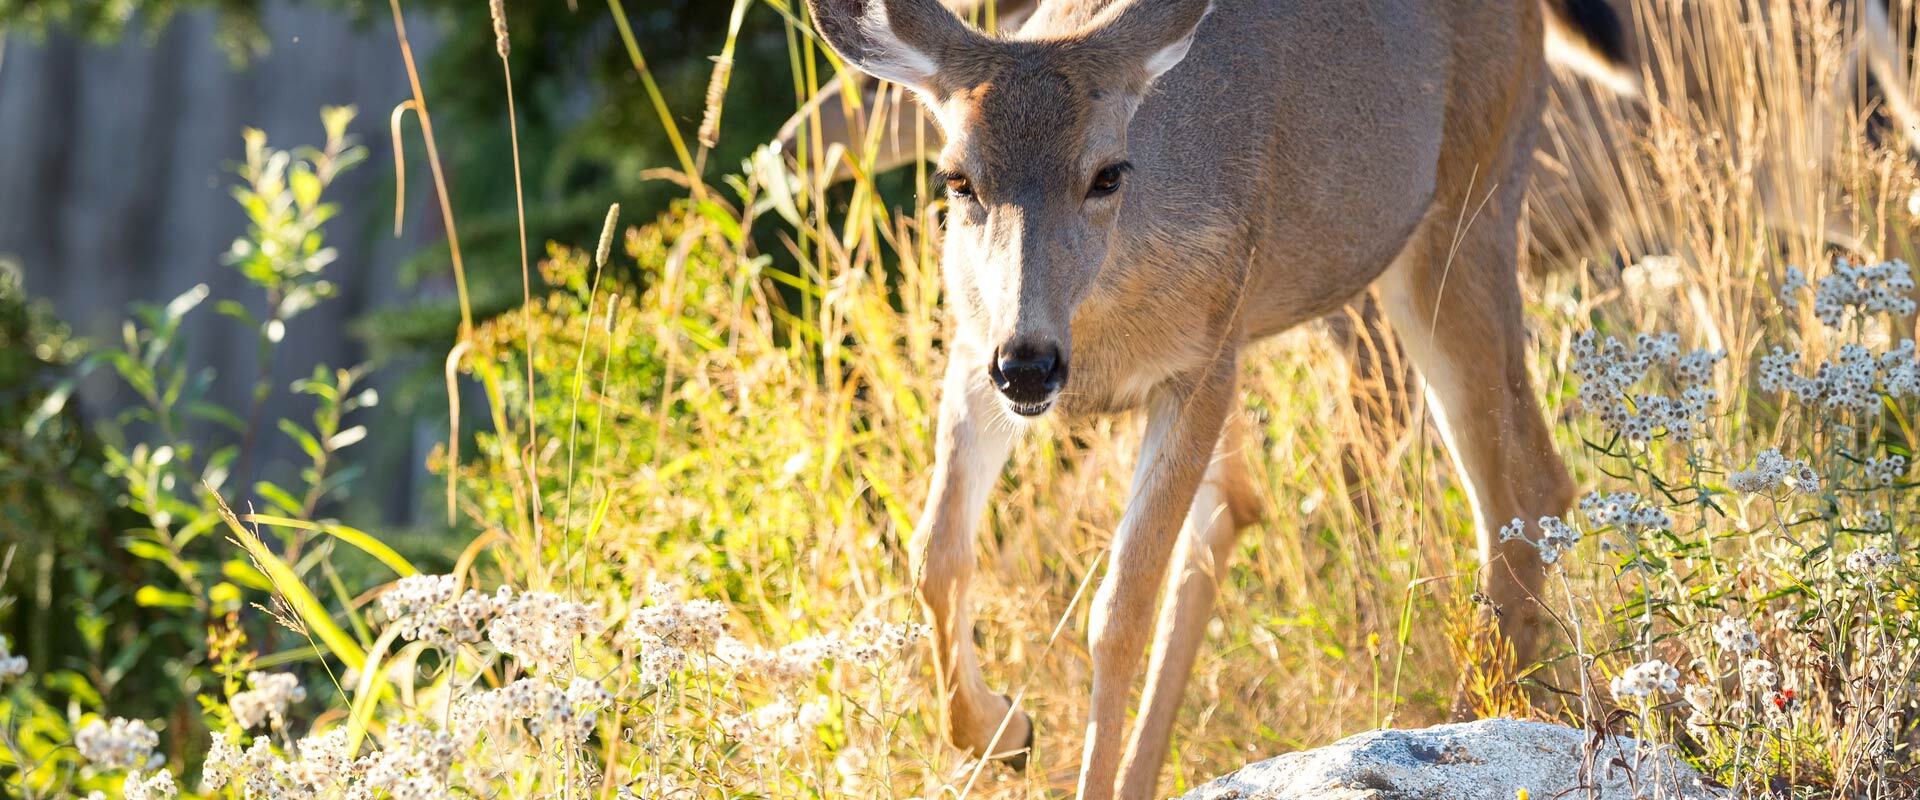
1179,718 -> 1724,800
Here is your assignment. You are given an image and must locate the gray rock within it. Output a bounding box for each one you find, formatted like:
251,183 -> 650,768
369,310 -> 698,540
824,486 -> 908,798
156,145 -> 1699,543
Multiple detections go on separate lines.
1178,718 -> 1725,800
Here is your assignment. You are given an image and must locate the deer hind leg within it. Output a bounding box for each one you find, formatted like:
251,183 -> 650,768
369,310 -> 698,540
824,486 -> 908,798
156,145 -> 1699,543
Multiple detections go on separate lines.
1115,417 -> 1260,800
912,347 -> 1032,766
1375,212 -> 1575,697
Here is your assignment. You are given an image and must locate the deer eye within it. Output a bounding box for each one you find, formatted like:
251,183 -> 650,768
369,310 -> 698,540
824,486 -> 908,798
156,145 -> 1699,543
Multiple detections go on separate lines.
1088,162 -> 1130,198
941,172 -> 975,200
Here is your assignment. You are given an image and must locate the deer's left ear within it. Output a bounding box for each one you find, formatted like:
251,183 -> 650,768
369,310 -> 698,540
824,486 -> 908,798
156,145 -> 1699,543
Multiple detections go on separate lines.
807,0 -> 988,96
1075,0 -> 1213,88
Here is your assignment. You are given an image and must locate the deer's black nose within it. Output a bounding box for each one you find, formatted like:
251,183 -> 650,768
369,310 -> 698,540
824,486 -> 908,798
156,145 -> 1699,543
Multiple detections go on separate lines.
989,341 -> 1067,413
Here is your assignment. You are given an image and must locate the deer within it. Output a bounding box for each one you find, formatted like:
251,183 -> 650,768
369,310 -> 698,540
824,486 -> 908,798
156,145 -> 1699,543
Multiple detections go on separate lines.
800,0 -> 1630,797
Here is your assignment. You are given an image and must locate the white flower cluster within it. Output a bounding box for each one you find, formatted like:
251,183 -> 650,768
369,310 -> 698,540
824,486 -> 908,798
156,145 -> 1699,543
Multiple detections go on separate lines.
379,574 -> 506,648
1579,491 -> 1672,534
1844,546 -> 1897,577
1791,258 -> 1918,327
1742,658 -> 1779,692
1499,515 -> 1579,565
625,583 -> 730,685
1728,449 -> 1821,496
286,728 -> 354,791
1864,455 -> 1906,486
349,723 -> 458,800
1758,344 -> 1883,413
1779,265 -> 1810,311
488,591 -> 604,671
0,634 -> 25,682
1572,332 -> 1724,442
75,716 -> 158,770
121,769 -> 178,800
1881,339 -> 1920,397
453,676 -> 612,745
1758,338 -> 1920,413
1684,683 -> 1717,734
721,695 -> 831,753
716,633 -> 838,686
841,617 -> 931,668
380,575 -> 604,671
1712,616 -> 1759,653
204,728 -> 356,799
1610,658 -> 1680,701
231,671 -> 306,729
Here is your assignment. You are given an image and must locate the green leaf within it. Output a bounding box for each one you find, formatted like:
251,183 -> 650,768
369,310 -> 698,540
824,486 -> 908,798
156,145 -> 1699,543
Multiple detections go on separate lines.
215,299 -> 258,328
327,425 -> 367,451
696,199 -> 743,245
164,284 -> 210,322
135,586 -> 197,609
290,166 -> 322,211
254,481 -> 304,517
123,539 -> 176,564
222,559 -> 274,592
23,379 -> 77,438
216,502 -> 367,671
210,582 -> 244,613
279,419 -> 324,461
244,514 -> 416,577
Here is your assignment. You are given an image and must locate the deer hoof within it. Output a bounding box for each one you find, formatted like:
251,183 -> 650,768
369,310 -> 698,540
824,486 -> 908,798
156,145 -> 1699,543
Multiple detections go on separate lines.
996,693 -> 1034,772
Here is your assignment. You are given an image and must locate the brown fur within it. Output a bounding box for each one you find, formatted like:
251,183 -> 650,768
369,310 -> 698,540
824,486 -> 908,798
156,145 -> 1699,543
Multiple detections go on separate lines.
804,0 -> 1582,797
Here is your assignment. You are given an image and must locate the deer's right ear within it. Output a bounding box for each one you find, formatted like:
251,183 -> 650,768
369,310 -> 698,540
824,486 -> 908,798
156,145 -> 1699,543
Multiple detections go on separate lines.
807,0 -> 981,95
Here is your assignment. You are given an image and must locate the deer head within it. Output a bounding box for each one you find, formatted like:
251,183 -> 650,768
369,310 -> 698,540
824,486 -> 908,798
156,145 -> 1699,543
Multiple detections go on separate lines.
807,0 -> 1211,416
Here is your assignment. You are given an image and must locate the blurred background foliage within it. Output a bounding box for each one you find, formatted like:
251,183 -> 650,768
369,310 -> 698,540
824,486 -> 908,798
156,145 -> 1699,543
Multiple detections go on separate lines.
0,0 -> 845,771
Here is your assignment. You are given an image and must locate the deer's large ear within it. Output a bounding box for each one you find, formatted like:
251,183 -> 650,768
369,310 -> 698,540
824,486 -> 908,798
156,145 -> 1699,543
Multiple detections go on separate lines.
1076,0 -> 1213,88
807,0 -> 984,95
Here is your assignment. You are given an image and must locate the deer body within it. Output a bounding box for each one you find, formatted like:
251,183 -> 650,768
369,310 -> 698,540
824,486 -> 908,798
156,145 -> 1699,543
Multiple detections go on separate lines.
804,0 -> 1617,797
1037,2 -> 1446,417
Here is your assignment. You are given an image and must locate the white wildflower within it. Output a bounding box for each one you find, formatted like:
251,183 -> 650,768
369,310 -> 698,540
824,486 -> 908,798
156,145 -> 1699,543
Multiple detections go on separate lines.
1683,683 -> 1717,734
626,583 -> 728,684
841,617 -> 930,667
1758,347 -> 1813,395
1571,332 -> 1722,441
75,716 -> 158,770
1742,658 -> 1779,692
351,722 -> 457,800
0,635 -> 25,682
1813,344 -> 1880,414
288,727 -> 353,791
1610,659 -> 1680,701
454,676 -> 611,745
202,731 -> 241,791
717,632 -> 838,686
1780,265 -> 1808,310
1883,340 -> 1920,397
1844,547 -> 1897,577
1712,617 -> 1759,653
122,769 -> 177,800
379,574 -> 503,648
1579,492 -> 1670,534
1729,449 -> 1820,495
1812,258 -> 1916,327
230,671 -> 306,729
722,695 -> 832,752
488,591 -> 604,670
1500,516 -> 1579,565
238,736 -> 288,798
1673,348 -> 1727,388
1864,455 -> 1906,486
